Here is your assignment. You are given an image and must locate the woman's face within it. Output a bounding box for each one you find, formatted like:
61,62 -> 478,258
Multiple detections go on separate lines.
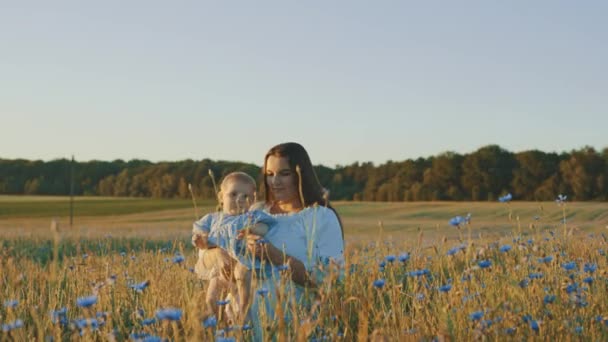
265,155 -> 299,203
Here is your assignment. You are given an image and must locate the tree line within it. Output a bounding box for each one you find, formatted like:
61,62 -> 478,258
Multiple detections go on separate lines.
1,145 -> 607,201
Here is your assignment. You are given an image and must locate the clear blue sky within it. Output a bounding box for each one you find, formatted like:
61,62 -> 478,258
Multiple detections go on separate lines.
2,1 -> 607,167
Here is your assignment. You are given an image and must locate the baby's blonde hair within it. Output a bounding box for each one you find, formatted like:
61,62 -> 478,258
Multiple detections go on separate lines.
220,172 -> 257,191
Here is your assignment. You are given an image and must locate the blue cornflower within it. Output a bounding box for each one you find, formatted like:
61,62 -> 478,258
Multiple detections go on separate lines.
242,323 -> 252,331
141,336 -> 162,342
373,279 -> 386,289
584,263 -> 597,273
385,255 -> 396,263
539,256 -> 553,263
543,295 -> 556,304
4,300 -> 18,308
73,317 -> 100,330
203,316 -> 217,328
575,326 -> 583,334
216,337 -> 236,342
438,284 -> 452,292
530,320 -> 540,332
447,247 -> 459,256
481,319 -> 493,328
130,280 -> 150,293
562,262 -> 577,271
50,307 -> 68,325
566,283 -> 579,294
216,299 -> 230,306
96,311 -> 108,319
2,319 -> 24,332
478,260 -> 492,268
519,279 -> 530,288
257,288 -> 269,296
408,269 -> 430,277
498,193 -> 512,203
499,245 -> 512,253
505,327 -> 516,335
398,253 -> 410,262
555,194 -> 567,204
155,308 -> 182,321
379,261 -> 386,268
131,332 -> 150,340
142,318 -> 157,326
469,311 -> 484,321
529,273 -> 543,279
172,255 -> 185,264
583,277 -> 594,284
76,295 -> 97,308
449,216 -> 464,227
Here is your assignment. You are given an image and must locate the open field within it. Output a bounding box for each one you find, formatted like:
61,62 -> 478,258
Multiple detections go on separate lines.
2,196 -> 608,340
1,196 -> 607,242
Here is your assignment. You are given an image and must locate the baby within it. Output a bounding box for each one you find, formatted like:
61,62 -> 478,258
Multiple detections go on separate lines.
192,171 -> 275,321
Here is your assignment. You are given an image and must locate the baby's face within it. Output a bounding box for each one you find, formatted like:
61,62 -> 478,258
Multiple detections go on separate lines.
220,180 -> 255,215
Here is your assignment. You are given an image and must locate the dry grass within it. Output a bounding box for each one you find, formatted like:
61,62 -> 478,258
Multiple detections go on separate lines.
1,198 -> 608,340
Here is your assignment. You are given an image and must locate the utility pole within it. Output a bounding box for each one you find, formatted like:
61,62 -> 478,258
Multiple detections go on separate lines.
70,155 -> 74,227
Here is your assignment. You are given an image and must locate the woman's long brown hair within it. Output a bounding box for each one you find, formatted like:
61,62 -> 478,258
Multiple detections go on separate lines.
262,142 -> 344,239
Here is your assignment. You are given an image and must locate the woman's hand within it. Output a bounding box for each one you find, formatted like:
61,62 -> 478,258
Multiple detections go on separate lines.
239,232 -> 267,259
238,231 -> 316,287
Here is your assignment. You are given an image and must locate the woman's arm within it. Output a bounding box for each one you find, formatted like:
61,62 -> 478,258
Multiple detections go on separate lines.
244,234 -> 315,287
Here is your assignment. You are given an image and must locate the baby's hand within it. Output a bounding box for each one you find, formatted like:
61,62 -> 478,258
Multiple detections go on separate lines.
192,233 -> 209,249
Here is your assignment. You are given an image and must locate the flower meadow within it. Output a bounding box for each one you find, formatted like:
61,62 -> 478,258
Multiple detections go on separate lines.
2,197 -> 608,340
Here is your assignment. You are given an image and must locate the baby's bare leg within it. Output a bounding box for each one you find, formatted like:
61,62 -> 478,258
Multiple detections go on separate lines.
203,248 -> 251,322
233,262 -> 252,322
205,277 -> 221,318
205,276 -> 234,318
202,249 -> 235,318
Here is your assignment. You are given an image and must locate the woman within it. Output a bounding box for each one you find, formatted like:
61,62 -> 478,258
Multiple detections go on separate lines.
243,142 -> 345,340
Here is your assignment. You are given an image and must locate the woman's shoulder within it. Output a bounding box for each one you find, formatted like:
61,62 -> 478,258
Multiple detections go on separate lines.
287,205 -> 338,225
304,204 -> 336,217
